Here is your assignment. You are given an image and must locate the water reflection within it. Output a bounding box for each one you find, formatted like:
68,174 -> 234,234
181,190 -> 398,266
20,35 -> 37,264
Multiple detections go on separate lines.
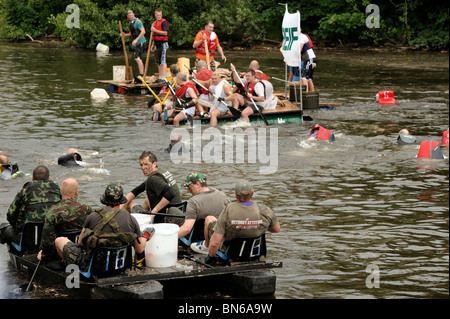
0,43 -> 448,299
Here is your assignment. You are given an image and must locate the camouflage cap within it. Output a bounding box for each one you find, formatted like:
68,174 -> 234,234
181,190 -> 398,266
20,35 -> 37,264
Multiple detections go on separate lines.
100,183 -> 128,206
182,172 -> 207,187
235,181 -> 253,196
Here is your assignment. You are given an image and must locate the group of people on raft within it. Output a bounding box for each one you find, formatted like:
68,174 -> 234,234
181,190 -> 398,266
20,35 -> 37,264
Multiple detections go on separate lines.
149,59 -> 284,126
0,149 -> 280,274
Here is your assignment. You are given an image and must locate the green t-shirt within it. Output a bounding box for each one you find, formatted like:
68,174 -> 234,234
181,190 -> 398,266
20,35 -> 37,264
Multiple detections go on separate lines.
145,170 -> 181,210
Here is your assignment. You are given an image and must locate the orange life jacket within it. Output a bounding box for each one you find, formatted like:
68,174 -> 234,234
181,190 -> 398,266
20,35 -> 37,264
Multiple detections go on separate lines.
195,31 -> 217,58
310,126 -> 335,142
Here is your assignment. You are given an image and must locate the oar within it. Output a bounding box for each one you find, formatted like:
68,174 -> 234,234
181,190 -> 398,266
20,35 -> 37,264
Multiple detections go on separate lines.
138,76 -> 163,105
136,208 -> 185,219
143,30 -> 154,80
189,75 -> 241,118
26,259 -> 41,292
118,21 -> 132,81
231,63 -> 269,126
184,255 -> 213,268
160,80 -> 176,113
204,39 -> 211,70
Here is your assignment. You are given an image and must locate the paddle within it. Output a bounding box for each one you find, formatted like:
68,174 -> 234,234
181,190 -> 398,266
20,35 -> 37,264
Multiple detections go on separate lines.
143,30 -> 154,80
231,64 -> 269,126
189,75 -> 241,118
204,39 -> 211,70
138,76 -> 163,105
118,21 -> 132,81
26,259 -> 41,292
135,208 -> 185,219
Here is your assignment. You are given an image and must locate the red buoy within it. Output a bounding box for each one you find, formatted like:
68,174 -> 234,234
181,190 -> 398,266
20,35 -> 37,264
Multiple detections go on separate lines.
376,91 -> 397,104
441,129 -> 449,147
417,140 -> 444,159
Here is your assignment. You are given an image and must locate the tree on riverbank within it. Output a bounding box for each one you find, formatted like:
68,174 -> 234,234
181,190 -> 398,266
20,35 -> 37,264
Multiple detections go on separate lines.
0,0 -> 448,50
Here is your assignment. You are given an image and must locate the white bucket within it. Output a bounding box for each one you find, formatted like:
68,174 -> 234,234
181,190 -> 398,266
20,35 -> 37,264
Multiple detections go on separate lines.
145,223 -> 179,268
131,213 -> 152,232
90,88 -> 109,99
96,43 -> 110,53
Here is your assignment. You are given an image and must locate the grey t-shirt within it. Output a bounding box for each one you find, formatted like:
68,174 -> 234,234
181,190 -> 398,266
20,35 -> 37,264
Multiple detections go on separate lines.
185,188 -> 230,221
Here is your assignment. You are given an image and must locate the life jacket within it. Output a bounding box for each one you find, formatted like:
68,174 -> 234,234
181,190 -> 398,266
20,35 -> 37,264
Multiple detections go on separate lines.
304,34 -> 314,49
246,81 -> 266,101
417,140 -> 444,159
195,69 -> 213,95
195,31 -> 217,59
58,152 -> 83,167
377,91 -> 397,104
81,209 -> 137,261
310,126 -> 335,142
176,82 -> 198,102
152,19 -> 169,42
255,70 -> 268,81
441,129 -> 449,146
129,18 -> 143,40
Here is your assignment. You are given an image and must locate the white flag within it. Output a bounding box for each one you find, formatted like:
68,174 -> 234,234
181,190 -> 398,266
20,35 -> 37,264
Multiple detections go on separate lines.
281,6 -> 301,67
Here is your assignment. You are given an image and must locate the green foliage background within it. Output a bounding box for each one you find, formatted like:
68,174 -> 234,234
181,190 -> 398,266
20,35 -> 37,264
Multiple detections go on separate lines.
0,0 -> 448,50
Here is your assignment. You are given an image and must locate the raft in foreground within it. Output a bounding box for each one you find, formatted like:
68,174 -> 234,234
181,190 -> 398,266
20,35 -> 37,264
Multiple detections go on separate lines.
9,251 -> 282,299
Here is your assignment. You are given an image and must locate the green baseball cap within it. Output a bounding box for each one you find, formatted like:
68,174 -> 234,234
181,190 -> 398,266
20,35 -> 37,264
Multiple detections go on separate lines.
182,172 -> 207,187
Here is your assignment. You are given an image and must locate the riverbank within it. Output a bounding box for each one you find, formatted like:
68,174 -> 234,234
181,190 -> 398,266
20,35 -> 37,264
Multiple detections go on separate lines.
1,36 -> 448,54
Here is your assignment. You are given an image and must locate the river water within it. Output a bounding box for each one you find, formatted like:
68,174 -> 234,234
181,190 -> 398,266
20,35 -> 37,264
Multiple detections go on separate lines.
0,42 -> 448,299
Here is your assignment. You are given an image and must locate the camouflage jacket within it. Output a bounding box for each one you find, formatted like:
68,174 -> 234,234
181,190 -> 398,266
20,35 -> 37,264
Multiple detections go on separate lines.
40,198 -> 92,261
7,180 -> 62,240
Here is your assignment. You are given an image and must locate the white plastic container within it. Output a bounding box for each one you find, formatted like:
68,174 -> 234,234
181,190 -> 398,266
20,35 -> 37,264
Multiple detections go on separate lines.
96,43 -> 110,53
145,223 -> 179,268
90,88 -> 109,99
131,213 -> 152,232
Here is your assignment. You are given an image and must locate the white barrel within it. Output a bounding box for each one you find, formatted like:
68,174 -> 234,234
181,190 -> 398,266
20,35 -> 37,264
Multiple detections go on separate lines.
96,43 -> 109,53
145,223 -> 179,268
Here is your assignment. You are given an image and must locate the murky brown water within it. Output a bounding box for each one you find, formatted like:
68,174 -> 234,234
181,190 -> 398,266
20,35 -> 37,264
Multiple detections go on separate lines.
0,43 -> 448,299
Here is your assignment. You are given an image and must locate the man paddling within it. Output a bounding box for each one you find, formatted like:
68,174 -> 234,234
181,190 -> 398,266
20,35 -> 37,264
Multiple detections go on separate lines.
201,181 -> 280,265
120,10 -> 146,79
178,173 -> 230,246
55,183 -> 154,272
38,178 -> 92,264
0,166 -> 61,245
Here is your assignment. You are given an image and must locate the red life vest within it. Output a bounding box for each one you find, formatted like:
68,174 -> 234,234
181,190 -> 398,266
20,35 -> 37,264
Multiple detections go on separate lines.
304,34 -> 314,49
195,69 -> 213,95
255,70 -> 268,81
310,126 -> 335,142
153,19 -> 169,42
195,31 -> 217,58
176,82 -> 198,101
246,81 -> 265,101
417,140 -> 444,159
